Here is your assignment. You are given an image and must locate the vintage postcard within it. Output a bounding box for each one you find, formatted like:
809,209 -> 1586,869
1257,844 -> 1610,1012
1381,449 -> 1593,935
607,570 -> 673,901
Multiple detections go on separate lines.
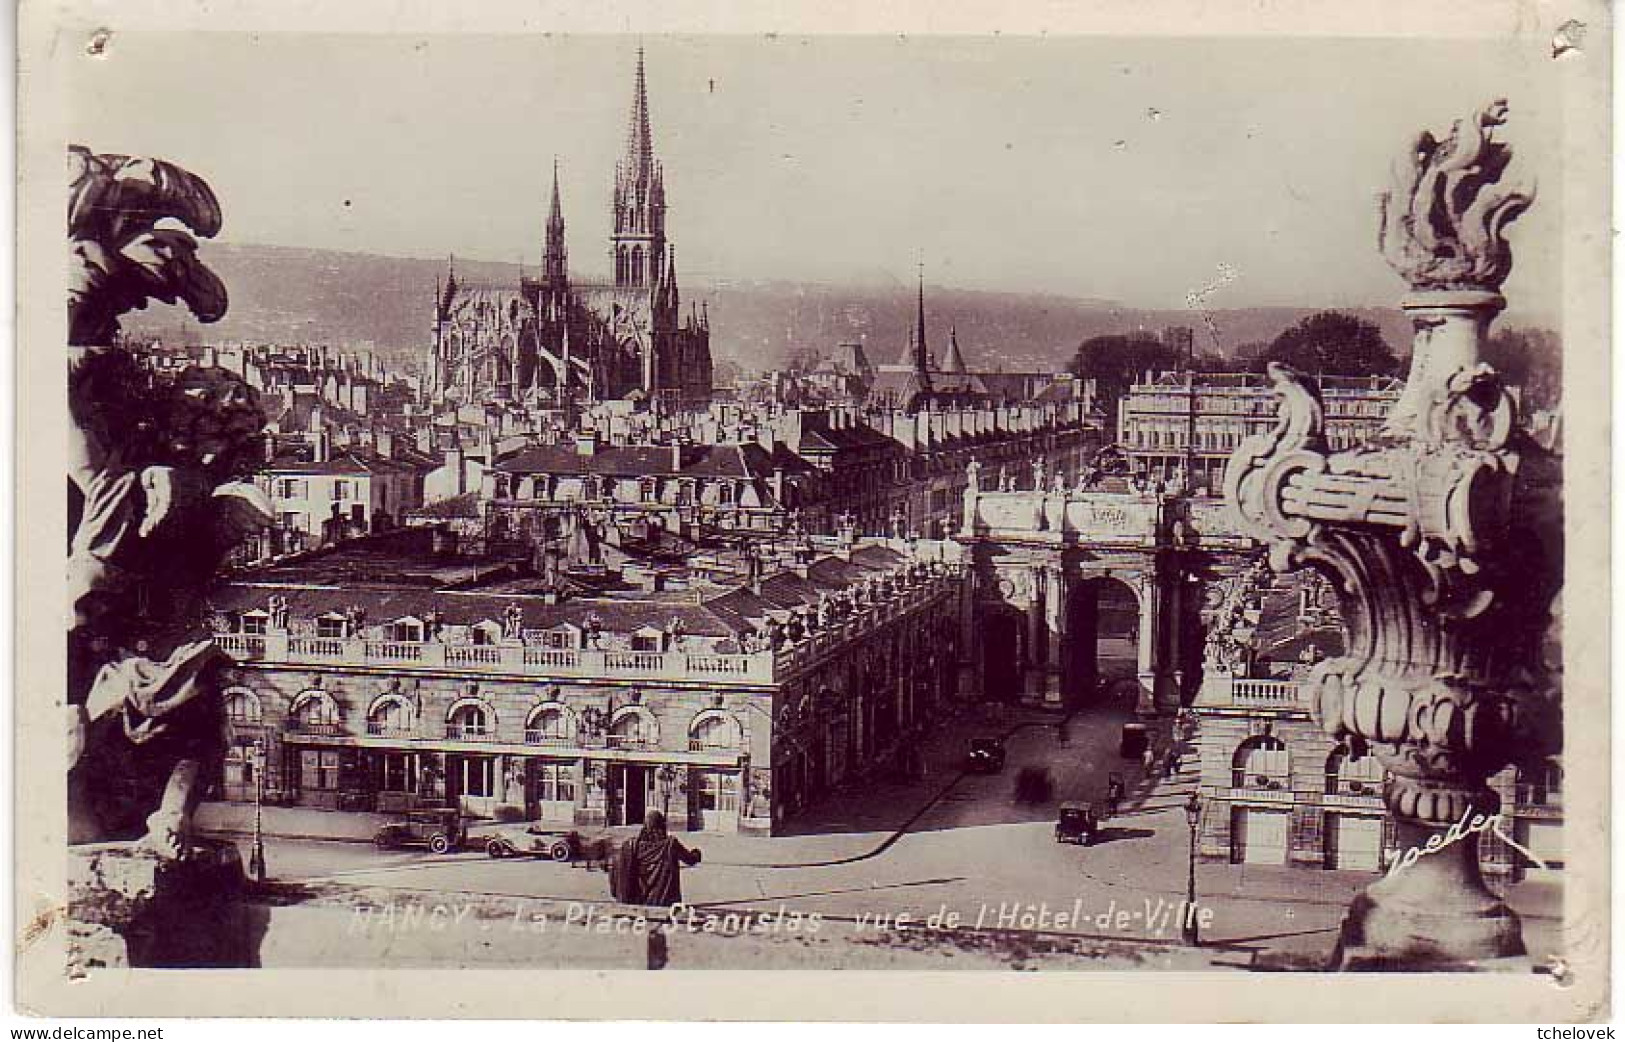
14,0 -> 1611,1023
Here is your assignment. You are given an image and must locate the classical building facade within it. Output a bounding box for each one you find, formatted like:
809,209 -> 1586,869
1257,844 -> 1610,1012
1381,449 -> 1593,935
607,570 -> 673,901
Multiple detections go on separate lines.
423,49 -> 713,411
207,533 -> 962,835
1118,371 -> 1403,494
1191,564 -> 1563,881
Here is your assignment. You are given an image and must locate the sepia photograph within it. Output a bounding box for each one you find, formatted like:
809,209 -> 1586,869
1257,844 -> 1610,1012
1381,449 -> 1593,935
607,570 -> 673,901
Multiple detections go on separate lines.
13,0 -> 1612,1023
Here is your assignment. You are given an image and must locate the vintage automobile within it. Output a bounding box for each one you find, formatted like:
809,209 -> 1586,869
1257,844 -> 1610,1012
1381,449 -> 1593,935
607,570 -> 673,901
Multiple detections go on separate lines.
372,809 -> 466,854
966,737 -> 1007,774
484,824 -> 613,865
1055,801 -> 1100,845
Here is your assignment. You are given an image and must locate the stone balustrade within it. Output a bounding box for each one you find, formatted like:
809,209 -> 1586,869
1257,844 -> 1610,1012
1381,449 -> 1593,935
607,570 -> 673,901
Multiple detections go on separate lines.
212,573 -> 958,686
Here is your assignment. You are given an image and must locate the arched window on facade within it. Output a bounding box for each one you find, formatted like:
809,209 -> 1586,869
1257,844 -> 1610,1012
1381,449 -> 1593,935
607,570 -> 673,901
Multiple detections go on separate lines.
290,690 -> 342,735
609,706 -> 657,749
368,695 -> 415,738
1231,735 -> 1289,790
1325,743 -> 1384,796
525,703 -> 574,746
689,711 -> 743,752
225,688 -> 262,727
446,700 -> 492,740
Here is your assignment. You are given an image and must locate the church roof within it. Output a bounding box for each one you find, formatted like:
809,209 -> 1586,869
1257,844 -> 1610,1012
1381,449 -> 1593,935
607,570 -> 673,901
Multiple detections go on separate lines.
939,325 -> 969,374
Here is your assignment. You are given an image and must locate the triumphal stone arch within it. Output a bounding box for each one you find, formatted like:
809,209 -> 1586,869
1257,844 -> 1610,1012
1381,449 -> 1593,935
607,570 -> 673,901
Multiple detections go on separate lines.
956,464 -> 1253,716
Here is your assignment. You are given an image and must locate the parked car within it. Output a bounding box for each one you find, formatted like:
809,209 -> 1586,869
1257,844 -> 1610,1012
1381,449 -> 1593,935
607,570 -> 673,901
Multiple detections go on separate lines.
484,824 -> 605,863
372,809 -> 465,854
966,737 -> 1007,773
1055,801 -> 1100,845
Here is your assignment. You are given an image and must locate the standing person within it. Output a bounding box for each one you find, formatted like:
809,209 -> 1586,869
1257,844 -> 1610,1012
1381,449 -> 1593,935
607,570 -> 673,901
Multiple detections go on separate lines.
612,809 -> 702,907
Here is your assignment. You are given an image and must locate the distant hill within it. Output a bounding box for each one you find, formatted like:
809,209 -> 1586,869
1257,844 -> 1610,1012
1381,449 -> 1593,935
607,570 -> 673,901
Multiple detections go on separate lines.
119,242 -> 1549,377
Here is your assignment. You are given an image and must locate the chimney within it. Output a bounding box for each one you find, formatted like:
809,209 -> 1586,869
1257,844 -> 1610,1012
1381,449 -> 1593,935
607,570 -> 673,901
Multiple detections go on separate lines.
415,426 -> 434,454
376,430 -> 394,460
670,441 -> 684,472
575,431 -> 599,457
311,430 -> 331,464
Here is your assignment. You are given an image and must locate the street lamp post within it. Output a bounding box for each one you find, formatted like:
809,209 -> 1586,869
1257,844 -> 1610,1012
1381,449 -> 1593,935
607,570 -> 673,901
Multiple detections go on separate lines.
656,765 -> 679,818
248,738 -> 268,883
1182,790 -> 1201,945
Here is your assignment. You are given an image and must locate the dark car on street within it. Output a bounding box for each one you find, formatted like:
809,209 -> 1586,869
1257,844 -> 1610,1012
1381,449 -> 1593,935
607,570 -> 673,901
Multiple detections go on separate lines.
966,737 -> 1007,773
484,824 -> 613,866
372,808 -> 466,854
1055,801 -> 1100,845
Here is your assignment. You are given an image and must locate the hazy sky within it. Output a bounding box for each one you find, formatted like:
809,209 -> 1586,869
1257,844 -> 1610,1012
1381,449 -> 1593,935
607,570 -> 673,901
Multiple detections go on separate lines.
69,33 -> 1563,310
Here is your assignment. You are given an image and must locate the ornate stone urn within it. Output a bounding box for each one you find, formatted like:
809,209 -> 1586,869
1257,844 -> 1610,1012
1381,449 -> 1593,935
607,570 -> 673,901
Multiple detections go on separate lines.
1226,101 -> 1562,968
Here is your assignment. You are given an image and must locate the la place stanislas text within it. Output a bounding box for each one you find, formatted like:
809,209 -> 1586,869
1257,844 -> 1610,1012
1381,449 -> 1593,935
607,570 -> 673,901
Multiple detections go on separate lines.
347,898 -> 1216,939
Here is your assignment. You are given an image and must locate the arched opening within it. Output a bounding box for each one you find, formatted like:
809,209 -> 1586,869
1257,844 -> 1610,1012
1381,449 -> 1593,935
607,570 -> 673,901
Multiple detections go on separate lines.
689,710 -> 742,751
525,702 -> 575,745
1066,576 -> 1141,705
1232,735 -> 1289,790
367,694 -> 415,738
1325,743 -> 1383,797
445,698 -> 493,740
981,607 -> 1024,703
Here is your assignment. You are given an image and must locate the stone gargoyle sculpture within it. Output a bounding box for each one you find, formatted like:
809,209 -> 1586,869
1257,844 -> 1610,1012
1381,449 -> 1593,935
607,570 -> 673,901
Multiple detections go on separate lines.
67,145 -> 272,859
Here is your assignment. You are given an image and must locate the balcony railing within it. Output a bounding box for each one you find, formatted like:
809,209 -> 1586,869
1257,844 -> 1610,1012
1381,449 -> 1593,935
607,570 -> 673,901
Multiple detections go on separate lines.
524,729 -> 573,747
215,633 -> 265,659
445,724 -> 494,741
213,576 -> 959,685
606,734 -> 652,750
288,721 -> 345,737
366,721 -> 416,738
688,738 -> 739,753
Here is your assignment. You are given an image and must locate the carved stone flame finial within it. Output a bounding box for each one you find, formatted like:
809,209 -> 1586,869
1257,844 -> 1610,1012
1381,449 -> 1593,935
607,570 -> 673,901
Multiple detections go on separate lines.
1377,100 -> 1535,293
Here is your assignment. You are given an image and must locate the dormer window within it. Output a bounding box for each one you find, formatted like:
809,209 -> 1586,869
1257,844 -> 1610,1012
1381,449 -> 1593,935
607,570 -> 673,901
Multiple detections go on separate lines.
240,611 -> 268,636
315,614 -> 347,639
388,618 -> 425,642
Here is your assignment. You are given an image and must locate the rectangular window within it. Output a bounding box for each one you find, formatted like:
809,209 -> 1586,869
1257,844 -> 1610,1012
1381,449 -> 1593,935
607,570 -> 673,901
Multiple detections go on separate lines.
380,753 -> 415,793
280,511 -> 307,531
461,756 -> 495,798
315,617 -> 346,639
240,614 -> 268,635
631,634 -> 661,653
536,762 -> 576,803
300,750 -> 340,791
276,478 -> 308,499
543,630 -> 575,649
333,479 -> 354,501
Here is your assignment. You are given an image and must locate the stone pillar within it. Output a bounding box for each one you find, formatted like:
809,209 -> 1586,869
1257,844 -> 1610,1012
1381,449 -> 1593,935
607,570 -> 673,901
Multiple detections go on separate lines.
1227,101 -> 1557,970
1024,567 -> 1048,703
1133,573 -> 1164,717
1041,566 -> 1065,706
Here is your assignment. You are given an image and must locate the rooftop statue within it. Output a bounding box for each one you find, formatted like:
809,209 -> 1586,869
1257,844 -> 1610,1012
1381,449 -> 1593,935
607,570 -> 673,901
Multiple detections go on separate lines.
67,146 -> 271,858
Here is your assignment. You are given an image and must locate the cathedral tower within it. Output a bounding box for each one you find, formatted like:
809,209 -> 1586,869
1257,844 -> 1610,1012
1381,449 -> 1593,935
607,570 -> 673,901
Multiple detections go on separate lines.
611,47 -> 666,290
543,158 -> 568,289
